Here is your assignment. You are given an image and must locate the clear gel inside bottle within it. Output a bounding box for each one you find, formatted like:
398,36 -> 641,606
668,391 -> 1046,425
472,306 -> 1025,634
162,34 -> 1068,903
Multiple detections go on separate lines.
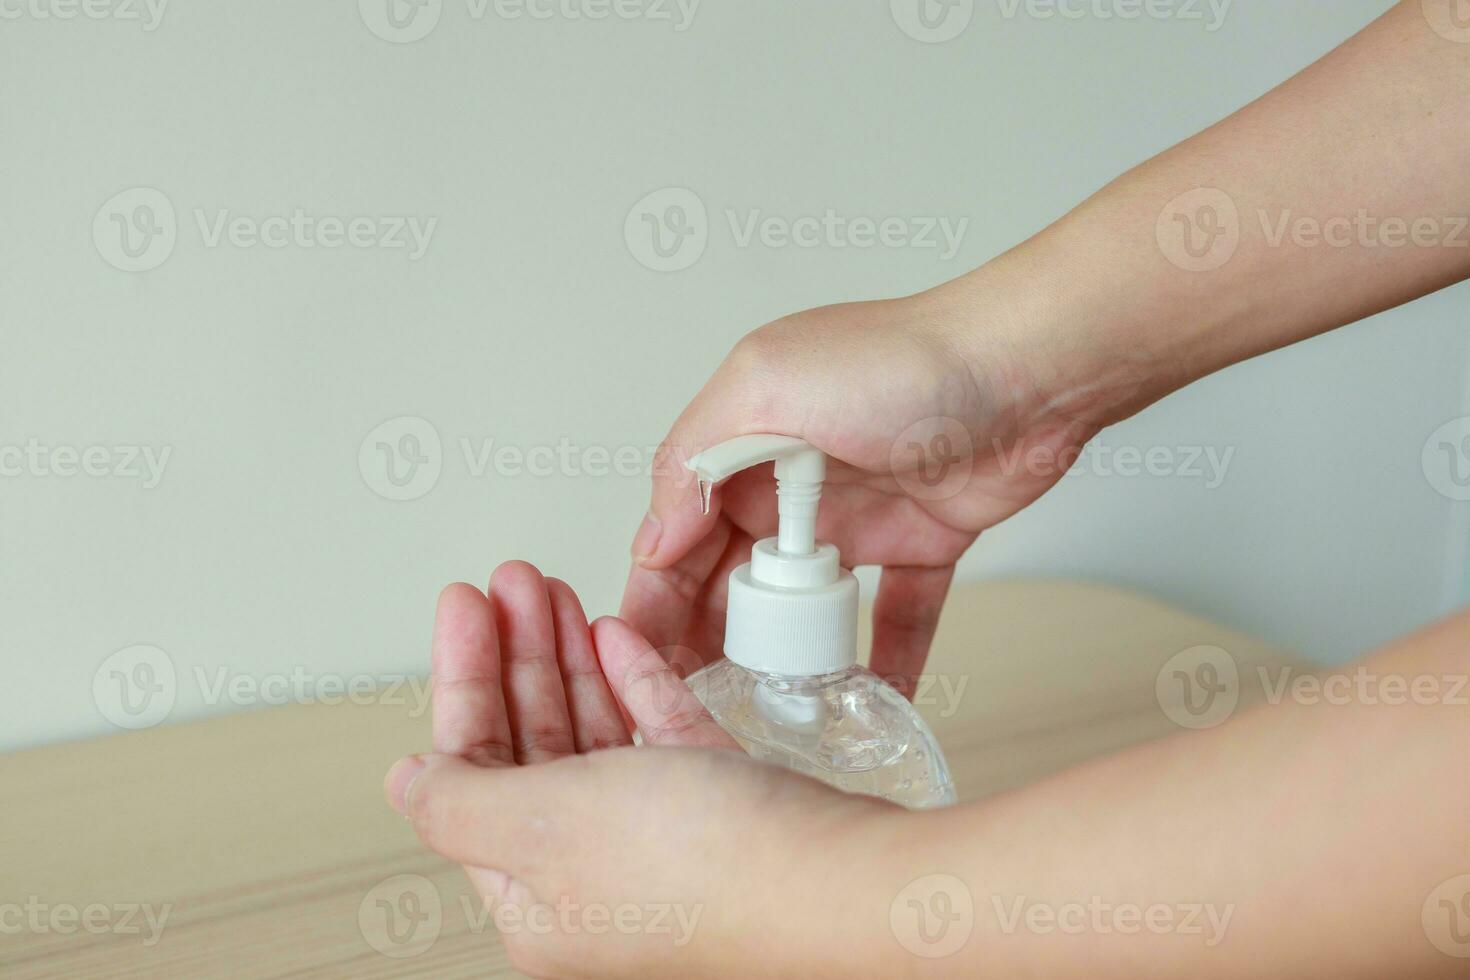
687,659 -> 956,809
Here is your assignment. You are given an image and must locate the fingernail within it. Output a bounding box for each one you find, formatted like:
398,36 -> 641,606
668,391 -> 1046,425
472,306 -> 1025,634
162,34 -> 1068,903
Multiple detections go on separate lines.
385,755 -> 427,816
631,511 -> 662,566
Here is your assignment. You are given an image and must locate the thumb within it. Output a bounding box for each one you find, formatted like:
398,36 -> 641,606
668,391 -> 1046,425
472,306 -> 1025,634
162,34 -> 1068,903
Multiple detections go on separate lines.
385,752 -> 584,873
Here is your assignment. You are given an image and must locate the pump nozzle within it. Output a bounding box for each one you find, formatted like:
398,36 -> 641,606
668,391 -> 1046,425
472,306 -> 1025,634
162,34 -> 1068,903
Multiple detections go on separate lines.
684,435 -> 858,674
686,434 -> 825,556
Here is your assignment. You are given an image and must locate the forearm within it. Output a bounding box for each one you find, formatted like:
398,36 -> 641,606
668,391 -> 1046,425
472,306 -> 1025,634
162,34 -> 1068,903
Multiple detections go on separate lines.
853,608 -> 1470,978
941,0 -> 1470,427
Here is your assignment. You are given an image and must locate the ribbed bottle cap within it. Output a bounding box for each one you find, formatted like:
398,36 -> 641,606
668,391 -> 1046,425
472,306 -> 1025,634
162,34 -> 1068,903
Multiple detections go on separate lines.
723,538 -> 858,675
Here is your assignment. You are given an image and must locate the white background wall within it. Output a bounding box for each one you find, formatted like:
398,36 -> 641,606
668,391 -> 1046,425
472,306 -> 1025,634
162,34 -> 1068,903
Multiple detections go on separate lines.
3,0 -> 1467,750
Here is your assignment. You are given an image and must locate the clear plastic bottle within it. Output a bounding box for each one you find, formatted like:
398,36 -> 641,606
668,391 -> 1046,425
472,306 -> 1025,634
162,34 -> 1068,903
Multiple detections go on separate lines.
682,434 -> 957,810
687,660 -> 956,808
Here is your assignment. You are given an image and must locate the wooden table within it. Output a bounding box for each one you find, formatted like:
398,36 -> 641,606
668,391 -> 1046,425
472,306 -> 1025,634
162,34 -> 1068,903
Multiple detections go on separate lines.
2,580 -> 1303,978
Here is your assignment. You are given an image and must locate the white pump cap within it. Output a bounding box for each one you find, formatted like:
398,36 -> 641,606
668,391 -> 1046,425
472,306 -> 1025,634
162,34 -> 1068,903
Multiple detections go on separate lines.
685,434 -> 858,676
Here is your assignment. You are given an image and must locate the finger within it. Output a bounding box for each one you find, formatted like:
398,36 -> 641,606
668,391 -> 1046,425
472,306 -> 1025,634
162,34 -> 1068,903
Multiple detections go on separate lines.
869,564 -> 955,700
489,561 -> 576,763
619,515 -> 733,657
431,583 -> 515,767
545,577 -> 634,753
386,752 -> 554,873
591,616 -> 739,750
680,525 -> 757,668
633,420 -> 724,571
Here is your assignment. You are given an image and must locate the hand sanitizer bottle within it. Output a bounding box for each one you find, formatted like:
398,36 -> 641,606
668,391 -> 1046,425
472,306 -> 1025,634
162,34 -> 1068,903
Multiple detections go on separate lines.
683,434 -> 957,809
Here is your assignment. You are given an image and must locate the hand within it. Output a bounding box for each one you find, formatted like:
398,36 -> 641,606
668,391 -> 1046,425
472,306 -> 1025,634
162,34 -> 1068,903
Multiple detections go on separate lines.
386,561 -> 901,979
621,287 -> 1124,694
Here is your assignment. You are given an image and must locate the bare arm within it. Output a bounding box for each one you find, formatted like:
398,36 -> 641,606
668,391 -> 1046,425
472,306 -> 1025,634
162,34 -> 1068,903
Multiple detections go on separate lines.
952,0 -> 1470,425
621,1 -> 1470,693
874,606 -> 1470,977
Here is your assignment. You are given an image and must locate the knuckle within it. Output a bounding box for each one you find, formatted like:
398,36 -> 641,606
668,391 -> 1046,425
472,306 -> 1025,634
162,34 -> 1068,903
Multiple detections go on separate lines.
513,725 -> 576,761
728,326 -> 786,376
652,560 -> 705,603
582,732 -> 628,753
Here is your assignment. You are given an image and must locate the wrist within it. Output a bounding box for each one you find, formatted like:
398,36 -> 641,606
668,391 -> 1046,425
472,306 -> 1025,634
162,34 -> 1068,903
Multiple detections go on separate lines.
735,801 -> 936,980
921,215 -> 1191,435
845,805 -> 982,979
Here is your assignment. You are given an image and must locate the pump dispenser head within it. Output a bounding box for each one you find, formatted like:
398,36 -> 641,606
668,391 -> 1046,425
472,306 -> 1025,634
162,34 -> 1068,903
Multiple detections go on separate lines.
686,435 -> 858,676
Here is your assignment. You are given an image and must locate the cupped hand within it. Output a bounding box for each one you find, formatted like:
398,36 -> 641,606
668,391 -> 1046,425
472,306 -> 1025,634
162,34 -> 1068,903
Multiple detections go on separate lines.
386,561 -> 901,979
620,290 -> 1111,694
